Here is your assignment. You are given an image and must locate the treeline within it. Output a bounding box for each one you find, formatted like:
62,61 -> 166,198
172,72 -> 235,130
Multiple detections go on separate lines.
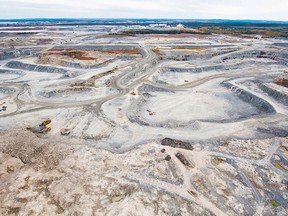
112,29 -> 211,35
198,26 -> 288,37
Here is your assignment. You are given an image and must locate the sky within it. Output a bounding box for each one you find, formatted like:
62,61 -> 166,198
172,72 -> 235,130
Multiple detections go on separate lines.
0,0 -> 288,21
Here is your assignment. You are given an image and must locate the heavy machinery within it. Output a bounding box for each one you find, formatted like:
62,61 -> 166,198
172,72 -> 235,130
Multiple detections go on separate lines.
0,105 -> 7,112
26,119 -> 51,134
0,102 -> 7,112
60,128 -> 70,135
39,119 -> 51,133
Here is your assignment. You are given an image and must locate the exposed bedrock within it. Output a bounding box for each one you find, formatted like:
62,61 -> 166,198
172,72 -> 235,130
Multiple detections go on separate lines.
170,44 -> 233,48
5,61 -> 68,74
53,44 -> 143,52
221,81 -> 276,114
61,56 -> 132,69
221,50 -> 288,65
161,138 -> 194,150
165,61 -> 282,73
127,80 -> 275,128
0,86 -> 16,95
53,45 -> 147,57
167,65 -> 226,73
62,61 -> 86,69
53,45 -> 140,51
259,84 -> 288,106
0,47 -> 42,60
162,48 -> 240,60
138,84 -> 174,93
257,127 -> 288,137
0,69 -> 23,76
39,87 -> 93,98
272,43 -> 288,48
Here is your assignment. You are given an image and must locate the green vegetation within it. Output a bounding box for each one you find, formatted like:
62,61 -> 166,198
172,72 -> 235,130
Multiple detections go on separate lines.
16,32 -> 37,35
112,26 -> 288,38
211,157 -> 226,165
197,26 -> 288,37
62,50 -> 96,60
64,51 -> 82,57
113,22 -> 288,38
113,29 -> 211,36
269,200 -> 280,208
273,161 -> 288,172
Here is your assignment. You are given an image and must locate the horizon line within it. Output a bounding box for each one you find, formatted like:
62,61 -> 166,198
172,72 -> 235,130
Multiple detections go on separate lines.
0,18 -> 288,23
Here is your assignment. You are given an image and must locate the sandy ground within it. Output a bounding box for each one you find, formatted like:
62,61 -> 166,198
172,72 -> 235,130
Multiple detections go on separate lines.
0,130 -> 287,216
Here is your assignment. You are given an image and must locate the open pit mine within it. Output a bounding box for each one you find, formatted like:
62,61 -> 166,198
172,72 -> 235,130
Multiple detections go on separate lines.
0,22 -> 288,216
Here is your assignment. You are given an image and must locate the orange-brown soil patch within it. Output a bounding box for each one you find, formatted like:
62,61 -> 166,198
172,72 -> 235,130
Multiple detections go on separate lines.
275,79 -> 288,88
47,48 -> 97,60
101,48 -> 141,55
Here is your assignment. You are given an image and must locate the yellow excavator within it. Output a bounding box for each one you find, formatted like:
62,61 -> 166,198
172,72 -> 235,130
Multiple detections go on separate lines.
26,119 -> 51,134
39,119 -> 51,133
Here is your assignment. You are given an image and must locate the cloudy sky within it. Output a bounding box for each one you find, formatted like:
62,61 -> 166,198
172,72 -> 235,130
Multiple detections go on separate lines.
0,0 -> 287,21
